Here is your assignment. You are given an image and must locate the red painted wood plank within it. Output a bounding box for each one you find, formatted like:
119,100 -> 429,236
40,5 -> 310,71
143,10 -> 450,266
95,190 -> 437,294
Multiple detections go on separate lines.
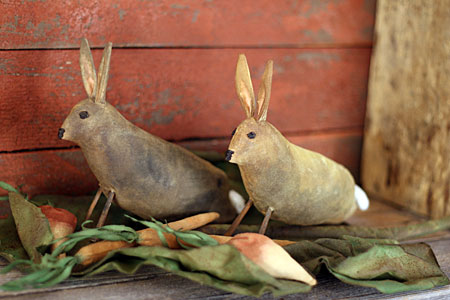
0,48 -> 370,152
0,149 -> 98,198
0,131 -> 362,197
0,0 -> 375,49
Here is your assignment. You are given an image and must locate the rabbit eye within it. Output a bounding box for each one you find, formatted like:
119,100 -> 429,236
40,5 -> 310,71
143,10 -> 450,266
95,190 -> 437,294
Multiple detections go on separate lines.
79,111 -> 89,119
231,128 -> 237,136
247,131 -> 256,139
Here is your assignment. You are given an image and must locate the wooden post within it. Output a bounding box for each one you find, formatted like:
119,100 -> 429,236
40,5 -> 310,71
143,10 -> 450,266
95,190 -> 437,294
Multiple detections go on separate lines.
362,0 -> 450,218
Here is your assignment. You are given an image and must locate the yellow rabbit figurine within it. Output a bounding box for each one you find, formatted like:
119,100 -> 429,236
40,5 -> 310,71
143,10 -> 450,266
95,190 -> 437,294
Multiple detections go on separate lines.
225,55 -> 369,234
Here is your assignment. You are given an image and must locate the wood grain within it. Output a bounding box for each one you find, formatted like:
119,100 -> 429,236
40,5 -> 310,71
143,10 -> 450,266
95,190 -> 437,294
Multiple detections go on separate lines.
0,48 -> 370,152
362,0 -> 450,218
0,0 -> 375,49
0,130 -> 362,198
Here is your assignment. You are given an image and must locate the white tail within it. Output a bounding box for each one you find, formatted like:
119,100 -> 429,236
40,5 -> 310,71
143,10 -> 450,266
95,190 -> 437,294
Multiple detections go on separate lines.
229,190 -> 246,213
354,185 -> 370,211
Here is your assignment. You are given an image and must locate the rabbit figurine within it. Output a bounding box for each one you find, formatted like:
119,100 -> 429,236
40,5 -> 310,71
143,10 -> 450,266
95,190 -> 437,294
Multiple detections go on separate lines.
225,54 -> 369,235
58,39 -> 240,226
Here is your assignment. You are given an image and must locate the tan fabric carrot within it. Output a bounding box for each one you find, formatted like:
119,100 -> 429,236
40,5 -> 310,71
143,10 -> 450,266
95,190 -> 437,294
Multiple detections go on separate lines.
76,212 -> 297,268
76,212 -> 219,266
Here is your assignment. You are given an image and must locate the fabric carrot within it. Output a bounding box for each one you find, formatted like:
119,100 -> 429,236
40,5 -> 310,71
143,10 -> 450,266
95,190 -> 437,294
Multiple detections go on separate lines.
76,212 -> 220,266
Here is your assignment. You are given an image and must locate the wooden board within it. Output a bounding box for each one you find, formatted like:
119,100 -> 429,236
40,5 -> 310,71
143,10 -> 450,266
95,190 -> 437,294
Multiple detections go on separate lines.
346,198 -> 425,227
0,129 -> 362,198
361,0 -> 450,218
0,0 -> 375,49
0,48 -> 370,152
1,199 -> 449,300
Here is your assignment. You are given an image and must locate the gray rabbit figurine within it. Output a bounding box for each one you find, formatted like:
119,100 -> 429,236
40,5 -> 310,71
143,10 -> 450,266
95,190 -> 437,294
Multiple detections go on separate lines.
59,39 -> 241,226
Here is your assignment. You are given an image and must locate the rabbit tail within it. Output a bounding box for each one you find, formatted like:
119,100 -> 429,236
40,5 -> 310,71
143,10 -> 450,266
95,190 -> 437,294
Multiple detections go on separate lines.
354,185 -> 370,211
229,190 -> 246,213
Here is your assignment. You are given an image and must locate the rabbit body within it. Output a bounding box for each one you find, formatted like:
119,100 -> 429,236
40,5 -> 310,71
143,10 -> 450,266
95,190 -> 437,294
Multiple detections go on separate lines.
233,119 -> 356,225
227,55 -> 360,226
60,40 -> 236,222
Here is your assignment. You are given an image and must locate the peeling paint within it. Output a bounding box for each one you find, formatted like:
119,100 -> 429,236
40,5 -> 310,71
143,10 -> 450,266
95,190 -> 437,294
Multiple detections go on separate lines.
192,10 -> 200,23
361,26 -> 374,40
220,100 -> 234,110
301,29 -> 334,43
171,3 -> 190,16
299,0 -> 343,18
283,56 -> 293,64
153,88 -> 182,107
171,4 -> 189,9
150,109 -> 178,125
116,98 -> 140,113
296,52 -> 340,63
1,15 -> 20,33
118,9 -> 127,20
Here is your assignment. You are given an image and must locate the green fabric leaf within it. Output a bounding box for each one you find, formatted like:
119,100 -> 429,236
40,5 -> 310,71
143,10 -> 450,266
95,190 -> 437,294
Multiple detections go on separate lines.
0,182 -> 21,194
0,201 -> 28,262
0,193 -> 136,264
1,222 -> 141,291
80,245 -> 311,297
52,221 -> 140,257
8,192 -> 53,263
0,255 -> 80,291
284,236 -> 450,294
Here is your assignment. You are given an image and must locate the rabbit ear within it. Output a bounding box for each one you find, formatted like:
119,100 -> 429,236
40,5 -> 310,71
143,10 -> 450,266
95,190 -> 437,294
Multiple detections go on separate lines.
255,60 -> 273,121
94,42 -> 112,105
235,54 -> 256,118
80,38 -> 97,99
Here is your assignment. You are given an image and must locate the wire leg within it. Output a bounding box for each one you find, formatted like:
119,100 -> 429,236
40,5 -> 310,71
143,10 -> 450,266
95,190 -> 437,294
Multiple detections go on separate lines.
96,191 -> 115,228
85,188 -> 102,222
258,206 -> 274,235
225,198 -> 253,236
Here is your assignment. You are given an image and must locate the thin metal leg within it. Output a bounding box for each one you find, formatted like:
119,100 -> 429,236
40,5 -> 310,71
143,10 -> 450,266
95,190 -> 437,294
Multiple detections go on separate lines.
225,199 -> 253,236
85,188 -> 102,222
96,191 -> 115,228
258,207 -> 274,235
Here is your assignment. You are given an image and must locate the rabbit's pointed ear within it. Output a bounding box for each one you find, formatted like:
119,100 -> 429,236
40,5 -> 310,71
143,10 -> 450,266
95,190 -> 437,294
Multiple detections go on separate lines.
235,54 -> 256,118
95,42 -> 112,105
256,60 -> 273,122
80,38 -> 97,100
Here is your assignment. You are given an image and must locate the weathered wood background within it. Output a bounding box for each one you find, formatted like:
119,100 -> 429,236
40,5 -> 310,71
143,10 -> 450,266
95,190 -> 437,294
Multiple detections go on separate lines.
362,0 -> 450,218
0,0 -> 375,197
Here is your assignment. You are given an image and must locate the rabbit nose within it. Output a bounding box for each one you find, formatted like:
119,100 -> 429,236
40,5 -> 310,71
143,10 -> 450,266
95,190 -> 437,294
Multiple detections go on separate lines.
225,150 -> 234,161
58,128 -> 65,139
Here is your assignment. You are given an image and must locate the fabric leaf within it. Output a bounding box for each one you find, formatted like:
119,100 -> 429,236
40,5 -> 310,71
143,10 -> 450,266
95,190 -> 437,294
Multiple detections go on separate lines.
0,201 -> 28,262
8,192 -> 53,263
81,245 -> 311,297
284,236 -> 449,294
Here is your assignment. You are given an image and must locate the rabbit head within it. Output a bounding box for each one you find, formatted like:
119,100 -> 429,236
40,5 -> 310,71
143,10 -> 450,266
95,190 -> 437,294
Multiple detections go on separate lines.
226,54 -> 285,165
59,39 -> 122,146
